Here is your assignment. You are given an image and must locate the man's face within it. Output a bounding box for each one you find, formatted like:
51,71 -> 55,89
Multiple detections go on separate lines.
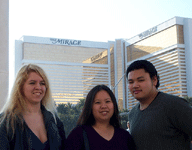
127,69 -> 157,102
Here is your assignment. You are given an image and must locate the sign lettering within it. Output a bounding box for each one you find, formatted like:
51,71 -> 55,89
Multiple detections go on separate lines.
139,26 -> 157,39
50,38 -> 81,45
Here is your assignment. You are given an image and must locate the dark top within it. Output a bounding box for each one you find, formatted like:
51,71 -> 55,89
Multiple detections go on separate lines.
66,125 -> 136,150
0,105 -> 66,150
129,92 -> 192,150
26,124 -> 50,150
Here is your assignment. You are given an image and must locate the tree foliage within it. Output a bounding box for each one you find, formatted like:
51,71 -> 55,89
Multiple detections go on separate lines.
119,108 -> 129,129
57,99 -> 85,136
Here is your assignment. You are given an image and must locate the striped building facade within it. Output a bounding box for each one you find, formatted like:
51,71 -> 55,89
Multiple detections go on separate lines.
15,16 -> 192,110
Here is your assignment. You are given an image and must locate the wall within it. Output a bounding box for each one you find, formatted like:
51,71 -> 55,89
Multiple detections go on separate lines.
0,0 -> 9,110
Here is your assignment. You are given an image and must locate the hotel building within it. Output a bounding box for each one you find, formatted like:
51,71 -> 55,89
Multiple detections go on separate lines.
15,16 -> 192,110
15,36 -> 115,105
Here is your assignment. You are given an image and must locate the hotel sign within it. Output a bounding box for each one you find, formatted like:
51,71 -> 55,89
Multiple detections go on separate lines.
50,38 -> 81,46
139,26 -> 157,39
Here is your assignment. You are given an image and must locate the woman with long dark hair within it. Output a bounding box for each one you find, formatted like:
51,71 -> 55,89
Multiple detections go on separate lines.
66,84 -> 135,150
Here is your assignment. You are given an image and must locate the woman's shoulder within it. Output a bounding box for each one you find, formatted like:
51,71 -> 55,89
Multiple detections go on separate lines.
115,127 -> 128,132
67,125 -> 91,139
66,125 -> 87,150
68,125 -> 84,136
114,127 -> 135,148
115,127 -> 132,137
41,106 -> 57,123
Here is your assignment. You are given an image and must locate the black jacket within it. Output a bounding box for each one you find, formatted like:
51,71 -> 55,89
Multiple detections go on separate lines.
0,105 -> 66,150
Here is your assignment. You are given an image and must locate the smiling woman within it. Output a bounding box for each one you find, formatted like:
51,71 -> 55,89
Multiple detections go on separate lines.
0,64 -> 66,150
66,84 -> 136,150
23,72 -> 47,105
92,90 -> 114,126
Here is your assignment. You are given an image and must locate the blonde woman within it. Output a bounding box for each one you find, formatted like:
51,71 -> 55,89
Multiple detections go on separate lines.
0,64 -> 66,150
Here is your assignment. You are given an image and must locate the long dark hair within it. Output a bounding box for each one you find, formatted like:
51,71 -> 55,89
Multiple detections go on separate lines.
77,85 -> 121,128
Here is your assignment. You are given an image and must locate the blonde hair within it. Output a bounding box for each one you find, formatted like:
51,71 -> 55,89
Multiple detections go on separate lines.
0,64 -> 57,134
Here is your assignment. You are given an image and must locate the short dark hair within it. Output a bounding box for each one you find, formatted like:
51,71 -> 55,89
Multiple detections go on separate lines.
77,84 -> 121,128
126,60 -> 160,89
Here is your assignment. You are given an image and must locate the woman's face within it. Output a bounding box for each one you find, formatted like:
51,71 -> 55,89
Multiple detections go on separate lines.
92,90 -> 114,124
23,72 -> 46,105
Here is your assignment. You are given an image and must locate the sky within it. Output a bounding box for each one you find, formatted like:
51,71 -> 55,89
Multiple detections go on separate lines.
9,0 -> 192,86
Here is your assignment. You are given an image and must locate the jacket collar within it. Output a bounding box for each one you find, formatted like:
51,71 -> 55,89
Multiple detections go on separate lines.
41,105 -> 56,126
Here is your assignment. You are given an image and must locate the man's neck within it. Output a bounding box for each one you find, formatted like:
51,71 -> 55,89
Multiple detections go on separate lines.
139,90 -> 159,110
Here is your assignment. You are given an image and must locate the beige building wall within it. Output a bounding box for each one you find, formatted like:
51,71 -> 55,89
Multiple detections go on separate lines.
126,22 -> 188,110
16,36 -> 110,105
0,0 -> 9,110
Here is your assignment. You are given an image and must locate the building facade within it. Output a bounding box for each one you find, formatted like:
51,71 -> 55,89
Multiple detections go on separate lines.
15,36 -> 115,105
15,16 -> 192,110
118,16 -> 192,110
